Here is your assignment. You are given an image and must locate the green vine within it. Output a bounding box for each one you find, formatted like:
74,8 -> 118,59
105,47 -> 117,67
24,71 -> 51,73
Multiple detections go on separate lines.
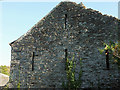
98,41 -> 120,68
62,55 -> 82,89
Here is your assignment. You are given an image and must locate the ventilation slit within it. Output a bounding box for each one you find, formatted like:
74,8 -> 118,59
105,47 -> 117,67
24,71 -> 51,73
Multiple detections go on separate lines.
65,14 -> 67,29
105,49 -> 109,70
65,49 -> 68,70
32,52 -> 35,71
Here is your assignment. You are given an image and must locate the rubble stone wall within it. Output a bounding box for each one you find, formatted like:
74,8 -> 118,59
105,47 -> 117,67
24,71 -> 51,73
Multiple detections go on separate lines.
9,2 -> 120,88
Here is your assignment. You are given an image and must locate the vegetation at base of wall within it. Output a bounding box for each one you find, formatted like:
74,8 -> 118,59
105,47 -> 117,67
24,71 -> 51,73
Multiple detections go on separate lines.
3,84 -> 9,89
98,41 -> 120,68
0,65 -> 10,76
17,82 -> 20,89
62,55 -> 82,89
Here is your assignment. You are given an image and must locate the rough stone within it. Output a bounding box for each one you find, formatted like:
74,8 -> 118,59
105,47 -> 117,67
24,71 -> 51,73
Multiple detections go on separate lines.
9,1 -> 120,88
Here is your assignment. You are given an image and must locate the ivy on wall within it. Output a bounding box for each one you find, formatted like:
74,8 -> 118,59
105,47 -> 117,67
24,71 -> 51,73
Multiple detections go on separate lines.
99,41 -> 120,68
62,55 -> 82,89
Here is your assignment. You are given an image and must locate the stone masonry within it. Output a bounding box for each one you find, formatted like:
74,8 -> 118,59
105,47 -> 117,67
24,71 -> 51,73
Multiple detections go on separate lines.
9,1 -> 120,88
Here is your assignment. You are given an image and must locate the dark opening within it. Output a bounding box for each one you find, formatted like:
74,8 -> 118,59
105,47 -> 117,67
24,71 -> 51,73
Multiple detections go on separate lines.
65,49 -> 68,70
32,52 -> 35,71
65,14 -> 67,29
49,85 -> 56,88
105,49 -> 110,70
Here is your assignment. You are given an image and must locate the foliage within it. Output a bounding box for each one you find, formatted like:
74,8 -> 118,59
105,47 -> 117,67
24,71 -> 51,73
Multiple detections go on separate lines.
62,55 -> 82,89
99,41 -> 120,68
3,84 -> 9,89
0,65 -> 10,76
17,82 -> 20,89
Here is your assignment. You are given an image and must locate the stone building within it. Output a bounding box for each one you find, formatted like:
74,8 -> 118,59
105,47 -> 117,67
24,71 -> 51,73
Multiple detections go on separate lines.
9,1 -> 120,88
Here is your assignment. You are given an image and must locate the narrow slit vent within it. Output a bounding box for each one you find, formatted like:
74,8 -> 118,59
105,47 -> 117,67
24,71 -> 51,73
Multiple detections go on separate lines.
65,49 -> 68,70
65,14 -> 67,29
32,52 -> 35,71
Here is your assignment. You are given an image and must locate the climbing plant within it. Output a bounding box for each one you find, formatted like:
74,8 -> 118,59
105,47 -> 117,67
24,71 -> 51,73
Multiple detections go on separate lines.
98,41 -> 120,68
62,55 -> 82,89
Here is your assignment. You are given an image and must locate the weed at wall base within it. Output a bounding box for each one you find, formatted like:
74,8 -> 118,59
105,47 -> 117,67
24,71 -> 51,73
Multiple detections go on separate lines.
62,55 -> 82,89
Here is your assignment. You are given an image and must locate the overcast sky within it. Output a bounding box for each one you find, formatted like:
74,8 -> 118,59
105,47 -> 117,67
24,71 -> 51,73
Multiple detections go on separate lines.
0,0 -> 119,66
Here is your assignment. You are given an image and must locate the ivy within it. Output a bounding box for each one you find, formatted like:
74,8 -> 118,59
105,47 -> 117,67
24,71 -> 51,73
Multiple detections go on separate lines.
62,55 -> 82,89
98,41 -> 120,68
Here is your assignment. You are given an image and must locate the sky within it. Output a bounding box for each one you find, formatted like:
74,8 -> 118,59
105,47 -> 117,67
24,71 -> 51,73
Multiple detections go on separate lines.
0,0 -> 119,66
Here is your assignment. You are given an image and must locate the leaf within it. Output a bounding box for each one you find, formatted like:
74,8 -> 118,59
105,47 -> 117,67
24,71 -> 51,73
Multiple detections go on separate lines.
98,49 -> 104,54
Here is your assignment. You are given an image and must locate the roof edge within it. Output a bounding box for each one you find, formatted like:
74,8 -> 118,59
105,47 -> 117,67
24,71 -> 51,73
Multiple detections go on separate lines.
9,1 -> 120,46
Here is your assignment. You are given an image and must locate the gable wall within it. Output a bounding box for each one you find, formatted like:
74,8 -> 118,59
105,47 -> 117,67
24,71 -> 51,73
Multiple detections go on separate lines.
9,2 -> 120,88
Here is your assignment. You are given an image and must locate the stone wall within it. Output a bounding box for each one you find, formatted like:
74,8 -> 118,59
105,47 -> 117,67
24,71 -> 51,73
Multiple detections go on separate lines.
9,1 -> 120,88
